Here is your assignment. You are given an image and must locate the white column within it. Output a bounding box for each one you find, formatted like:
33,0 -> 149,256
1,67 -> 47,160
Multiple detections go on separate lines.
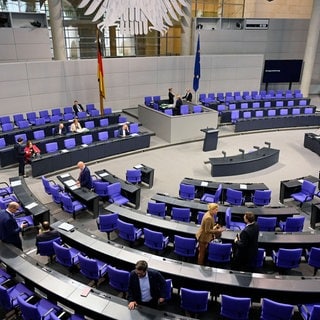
181,0 -> 193,55
300,0 -> 320,96
48,0 -> 66,60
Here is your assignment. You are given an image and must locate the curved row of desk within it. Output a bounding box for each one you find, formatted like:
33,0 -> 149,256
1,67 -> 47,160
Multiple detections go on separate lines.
0,112 -> 120,167
105,203 -> 319,251
0,244 -> 184,320
50,220 -> 320,305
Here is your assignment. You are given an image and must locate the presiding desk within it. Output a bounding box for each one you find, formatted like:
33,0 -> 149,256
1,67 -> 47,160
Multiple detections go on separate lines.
52,220 -> 320,304
57,174 -> 99,218
181,177 -> 268,203
9,176 -> 50,225
151,193 -> 300,223
304,132 -> 320,156
95,169 -> 141,209
207,147 -> 279,177
31,132 -> 152,177
0,244 -> 183,320
106,203 -> 320,250
279,175 -> 319,203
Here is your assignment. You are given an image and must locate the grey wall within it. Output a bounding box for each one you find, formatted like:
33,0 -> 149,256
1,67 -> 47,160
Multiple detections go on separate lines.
0,54 -> 263,116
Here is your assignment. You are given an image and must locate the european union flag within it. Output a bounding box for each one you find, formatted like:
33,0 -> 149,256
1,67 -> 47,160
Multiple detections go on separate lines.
193,34 -> 201,92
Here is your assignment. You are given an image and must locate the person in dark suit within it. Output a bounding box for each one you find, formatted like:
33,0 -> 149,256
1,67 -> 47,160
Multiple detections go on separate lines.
232,212 -> 259,272
14,137 -> 26,177
53,122 -> 67,135
0,202 -> 28,250
174,95 -> 183,115
120,123 -> 130,137
168,88 -> 175,104
128,260 -> 166,310
182,89 -> 192,102
76,161 -> 93,189
72,100 -> 84,116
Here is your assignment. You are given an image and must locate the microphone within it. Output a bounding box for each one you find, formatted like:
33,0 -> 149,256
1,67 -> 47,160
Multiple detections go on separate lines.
222,151 -> 226,159
253,146 -> 260,150
265,141 -> 271,148
239,149 -> 245,158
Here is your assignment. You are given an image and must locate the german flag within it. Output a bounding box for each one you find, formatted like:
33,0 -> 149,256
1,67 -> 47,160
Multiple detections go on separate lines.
97,30 -> 105,99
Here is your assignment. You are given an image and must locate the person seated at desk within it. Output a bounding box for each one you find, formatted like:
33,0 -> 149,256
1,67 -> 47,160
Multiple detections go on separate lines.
174,95 -> 182,115
24,140 -> 40,164
53,122 -> 67,135
72,100 -> 84,116
182,88 -> 192,102
120,123 -> 130,137
36,221 -> 60,247
76,161 -> 93,190
70,118 -> 88,133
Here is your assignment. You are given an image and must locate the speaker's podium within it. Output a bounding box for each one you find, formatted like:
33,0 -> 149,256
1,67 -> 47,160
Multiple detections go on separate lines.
201,128 -> 219,152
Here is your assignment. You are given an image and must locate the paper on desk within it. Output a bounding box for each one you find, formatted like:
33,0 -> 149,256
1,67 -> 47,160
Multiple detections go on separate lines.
11,180 -> 22,187
134,164 -> 143,169
65,179 -> 76,187
25,202 -> 38,209
60,173 -> 70,178
60,149 -> 69,153
201,181 -> 208,187
99,172 -> 109,177
81,144 -> 88,148
240,184 -> 247,189
70,185 -> 80,190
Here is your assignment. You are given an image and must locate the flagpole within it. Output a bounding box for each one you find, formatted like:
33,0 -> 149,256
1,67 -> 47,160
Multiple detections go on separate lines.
193,32 -> 201,103
96,28 -> 105,115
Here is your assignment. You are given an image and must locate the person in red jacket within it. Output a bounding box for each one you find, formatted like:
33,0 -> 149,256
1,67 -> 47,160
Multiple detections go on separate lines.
24,140 -> 40,164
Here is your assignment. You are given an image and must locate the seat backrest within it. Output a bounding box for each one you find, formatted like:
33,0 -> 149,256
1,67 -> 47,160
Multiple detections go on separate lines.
26,112 -> 36,121
0,138 -> 6,148
276,100 -> 284,107
180,105 -> 189,114
164,109 -> 173,116
193,105 -> 202,113
255,110 -> 264,117
226,188 -> 243,205
143,228 -> 165,249
147,201 -> 166,217
174,235 -> 197,257
117,219 -> 136,240
172,207 -> 190,222
50,115 -> 60,123
51,108 -> 61,116
53,241 -> 72,266
37,237 -> 61,257
129,123 -> 139,133
208,242 -> 232,262
81,134 -> 93,145
253,190 -> 271,206
257,216 -> 277,231
45,142 -> 58,153
264,101 -> 271,108
39,110 -> 49,118
301,180 -> 316,195
180,288 -> 209,313
267,109 -> 276,116
309,305 -> 320,320
77,111 -> 87,119
64,106 -> 73,114
14,133 -> 27,143
97,213 -> 119,232
33,130 -> 45,140
35,117 -> 46,126
280,108 -> 288,116
0,116 -> 11,125
2,123 -> 14,132
214,184 -> 223,203
84,121 -> 94,129
308,247 -> 320,267
179,183 -> 195,200
106,265 -> 130,291
64,138 -> 76,149
17,295 -> 41,320
283,216 -> 305,232
86,103 -> 95,112
50,184 -> 62,204
107,182 -> 121,197
78,254 -> 99,279
93,181 -> 109,196
60,193 -> 74,211
13,113 -> 24,124
41,176 -> 52,194
220,294 -> 251,320
99,118 -> 109,127
126,169 -> 141,183
90,110 -> 99,118
104,107 -> 112,115
304,107 -> 314,114
261,298 -> 294,320
63,113 -> 74,121
276,248 -> 303,268
98,131 -> 109,141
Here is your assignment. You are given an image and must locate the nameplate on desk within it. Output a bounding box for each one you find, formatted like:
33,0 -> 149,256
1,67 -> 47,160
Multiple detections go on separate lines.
25,202 -> 38,210
11,180 -> 22,187
130,133 -> 139,137
58,222 -> 75,232
298,179 -> 304,183
81,144 -> 88,148
99,172 -> 109,177
65,179 -> 76,187
201,181 -> 209,187
240,184 -> 247,189
60,173 -> 70,178
60,149 -> 69,153
134,164 -> 143,169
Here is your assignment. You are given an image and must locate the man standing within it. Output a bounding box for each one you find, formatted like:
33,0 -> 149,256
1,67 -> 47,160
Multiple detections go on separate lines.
76,161 -> 93,189
14,137 -> 26,177
0,202 -> 28,250
72,100 -> 84,116
128,260 -> 166,310
232,212 -> 259,272
196,203 -> 225,265
182,89 -> 193,102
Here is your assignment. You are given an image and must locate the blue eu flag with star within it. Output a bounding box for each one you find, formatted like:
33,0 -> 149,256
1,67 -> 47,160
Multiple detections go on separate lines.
193,34 -> 201,92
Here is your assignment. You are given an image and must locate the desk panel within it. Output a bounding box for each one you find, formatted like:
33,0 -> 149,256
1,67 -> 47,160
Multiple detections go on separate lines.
208,147 -> 279,177
304,133 -> 320,156
9,176 -> 50,224
31,133 -> 151,177
52,221 -> 320,304
0,244 -> 180,320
